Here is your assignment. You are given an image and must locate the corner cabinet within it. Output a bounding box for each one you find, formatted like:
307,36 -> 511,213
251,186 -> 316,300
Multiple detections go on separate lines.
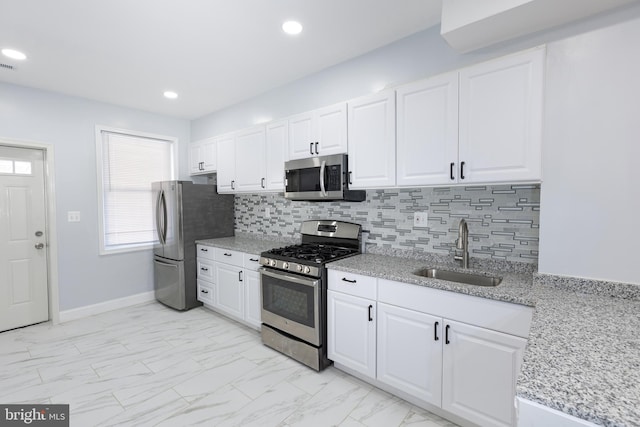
288,102 -> 348,160
327,269 -> 533,427
189,137 -> 217,175
196,245 -> 262,331
347,90 -> 397,188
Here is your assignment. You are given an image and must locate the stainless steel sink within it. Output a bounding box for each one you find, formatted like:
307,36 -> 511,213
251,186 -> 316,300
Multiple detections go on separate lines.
414,268 -> 502,287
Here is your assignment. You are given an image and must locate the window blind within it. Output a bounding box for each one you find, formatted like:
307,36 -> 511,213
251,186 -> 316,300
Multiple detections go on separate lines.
98,130 -> 174,252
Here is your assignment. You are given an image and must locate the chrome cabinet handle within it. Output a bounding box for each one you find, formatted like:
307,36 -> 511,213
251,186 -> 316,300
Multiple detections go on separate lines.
231,180 -> 235,190
35,243 -> 44,249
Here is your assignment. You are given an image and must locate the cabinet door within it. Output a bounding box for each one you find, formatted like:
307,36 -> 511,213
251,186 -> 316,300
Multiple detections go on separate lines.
396,72 -> 459,186
244,269 -> 261,330
315,102 -> 348,156
189,142 -> 204,175
459,47 -> 544,183
288,112 -> 314,160
348,90 -> 396,188
213,262 -> 244,320
201,138 -> 217,172
442,319 -> 527,427
327,290 -> 376,378
216,133 -> 236,193
265,120 -> 288,191
377,302 -> 442,406
235,126 -> 266,192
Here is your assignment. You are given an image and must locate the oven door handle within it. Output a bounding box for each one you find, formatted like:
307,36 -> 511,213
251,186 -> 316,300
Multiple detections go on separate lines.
319,160 -> 327,197
260,268 -> 319,288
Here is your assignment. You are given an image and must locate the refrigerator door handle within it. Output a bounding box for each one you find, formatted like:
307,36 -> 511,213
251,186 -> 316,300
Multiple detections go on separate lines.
156,189 -> 167,245
153,258 -> 178,269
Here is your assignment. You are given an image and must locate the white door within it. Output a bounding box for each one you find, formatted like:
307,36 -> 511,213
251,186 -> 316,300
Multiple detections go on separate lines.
327,290 -> 376,378
234,126 -> 266,192
244,269 -> 261,329
347,90 -> 396,188
377,303 -> 443,406
442,319 -> 527,427
396,72 -> 459,186
215,133 -> 236,193
288,112 -> 314,160
265,120 -> 288,191
213,262 -> 244,320
458,47 -> 544,183
315,102 -> 348,156
0,146 -> 49,332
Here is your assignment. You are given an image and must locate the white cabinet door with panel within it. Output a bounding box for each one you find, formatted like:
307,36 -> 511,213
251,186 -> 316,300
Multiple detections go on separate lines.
189,137 -> 217,175
234,126 -> 266,192
265,119 -> 288,191
243,253 -> 262,329
213,262 -> 244,320
442,319 -> 527,427
288,103 -> 347,160
458,47 -> 544,183
215,133 -> 236,193
377,302 -> 443,407
348,90 -> 396,188
396,72 -> 459,186
327,290 -> 376,379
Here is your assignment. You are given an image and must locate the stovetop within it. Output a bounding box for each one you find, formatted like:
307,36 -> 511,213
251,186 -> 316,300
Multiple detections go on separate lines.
265,243 -> 358,264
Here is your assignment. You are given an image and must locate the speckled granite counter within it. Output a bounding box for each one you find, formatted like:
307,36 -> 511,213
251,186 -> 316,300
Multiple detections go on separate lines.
327,253 -> 640,427
195,233 -> 296,255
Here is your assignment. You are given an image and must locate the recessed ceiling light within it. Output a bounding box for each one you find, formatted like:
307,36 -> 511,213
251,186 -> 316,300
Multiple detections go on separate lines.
163,91 -> 178,99
282,20 -> 303,35
1,48 -> 27,60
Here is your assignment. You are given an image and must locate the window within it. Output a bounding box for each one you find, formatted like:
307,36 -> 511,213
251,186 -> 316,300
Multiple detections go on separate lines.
96,126 -> 176,254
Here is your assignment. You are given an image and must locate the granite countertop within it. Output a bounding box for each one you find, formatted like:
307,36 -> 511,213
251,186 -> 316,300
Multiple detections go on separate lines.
196,233 -> 296,255
328,253 -> 640,427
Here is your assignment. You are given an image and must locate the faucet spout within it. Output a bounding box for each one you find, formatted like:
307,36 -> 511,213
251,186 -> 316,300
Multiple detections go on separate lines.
454,219 -> 469,268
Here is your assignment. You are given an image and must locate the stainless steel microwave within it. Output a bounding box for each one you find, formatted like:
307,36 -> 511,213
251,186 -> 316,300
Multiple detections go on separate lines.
284,154 -> 365,201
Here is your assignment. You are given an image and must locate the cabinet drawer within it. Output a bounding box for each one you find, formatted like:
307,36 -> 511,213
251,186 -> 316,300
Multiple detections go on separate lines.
197,280 -> 214,305
243,253 -> 262,271
214,248 -> 244,267
197,258 -> 215,282
328,269 -> 377,300
196,244 -> 215,261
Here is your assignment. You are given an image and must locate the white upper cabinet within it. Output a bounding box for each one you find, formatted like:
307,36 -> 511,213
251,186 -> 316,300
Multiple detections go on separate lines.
234,126 -> 266,192
189,137 -> 217,175
458,47 -> 544,183
215,132 -> 236,193
396,72 -> 459,186
288,102 -> 348,160
347,90 -> 396,188
265,119 -> 288,191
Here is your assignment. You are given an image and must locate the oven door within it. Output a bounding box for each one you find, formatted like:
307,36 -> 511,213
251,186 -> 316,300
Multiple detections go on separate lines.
260,268 -> 321,346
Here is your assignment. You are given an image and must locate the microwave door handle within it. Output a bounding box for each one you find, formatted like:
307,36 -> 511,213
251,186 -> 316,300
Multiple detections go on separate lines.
319,160 -> 326,196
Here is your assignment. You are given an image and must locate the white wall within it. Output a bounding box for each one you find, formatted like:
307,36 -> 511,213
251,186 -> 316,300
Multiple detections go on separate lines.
538,17 -> 640,285
0,82 -> 191,310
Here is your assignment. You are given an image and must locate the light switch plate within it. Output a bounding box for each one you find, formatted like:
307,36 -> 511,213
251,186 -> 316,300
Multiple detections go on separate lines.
68,211 -> 81,222
265,207 -> 271,218
414,211 -> 428,228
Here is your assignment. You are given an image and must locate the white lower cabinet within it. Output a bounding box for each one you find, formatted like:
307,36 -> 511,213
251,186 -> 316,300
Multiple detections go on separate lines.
442,319 -> 526,427
327,290 -> 376,378
196,246 -> 262,331
377,302 -> 442,406
327,269 -> 532,427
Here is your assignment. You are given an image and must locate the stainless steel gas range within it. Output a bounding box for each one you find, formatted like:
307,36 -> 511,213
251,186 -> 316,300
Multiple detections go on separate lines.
259,220 -> 361,371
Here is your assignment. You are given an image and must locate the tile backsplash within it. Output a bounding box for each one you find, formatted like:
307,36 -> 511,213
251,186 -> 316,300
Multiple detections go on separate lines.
234,184 -> 540,264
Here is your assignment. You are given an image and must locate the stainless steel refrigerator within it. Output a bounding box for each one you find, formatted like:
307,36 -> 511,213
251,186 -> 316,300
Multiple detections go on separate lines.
152,181 -> 234,310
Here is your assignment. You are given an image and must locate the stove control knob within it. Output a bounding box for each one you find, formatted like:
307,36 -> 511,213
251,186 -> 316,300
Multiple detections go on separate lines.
283,262 -> 289,270
296,265 -> 303,272
304,266 -> 311,274
269,259 -> 277,267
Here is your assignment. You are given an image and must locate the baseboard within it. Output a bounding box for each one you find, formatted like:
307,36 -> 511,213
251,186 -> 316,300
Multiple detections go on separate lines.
59,291 -> 156,323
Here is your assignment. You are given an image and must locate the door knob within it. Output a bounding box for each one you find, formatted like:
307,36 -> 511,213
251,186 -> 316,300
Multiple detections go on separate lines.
35,243 -> 44,249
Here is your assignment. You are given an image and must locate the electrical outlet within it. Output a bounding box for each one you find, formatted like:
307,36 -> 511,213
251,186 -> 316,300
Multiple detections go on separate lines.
414,211 -> 428,228
68,211 -> 81,222
265,207 -> 271,218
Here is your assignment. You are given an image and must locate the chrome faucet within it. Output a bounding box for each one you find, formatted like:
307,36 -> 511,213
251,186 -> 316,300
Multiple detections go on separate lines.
454,219 -> 469,268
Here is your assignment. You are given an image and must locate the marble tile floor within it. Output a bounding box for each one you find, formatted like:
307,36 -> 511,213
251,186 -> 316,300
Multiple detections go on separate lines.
0,302 -> 459,427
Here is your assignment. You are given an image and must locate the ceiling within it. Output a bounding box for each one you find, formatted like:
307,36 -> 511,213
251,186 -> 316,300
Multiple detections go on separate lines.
0,0 -> 442,119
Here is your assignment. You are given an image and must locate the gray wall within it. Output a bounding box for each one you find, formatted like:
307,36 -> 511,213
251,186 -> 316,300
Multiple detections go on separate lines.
0,82 -> 191,310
